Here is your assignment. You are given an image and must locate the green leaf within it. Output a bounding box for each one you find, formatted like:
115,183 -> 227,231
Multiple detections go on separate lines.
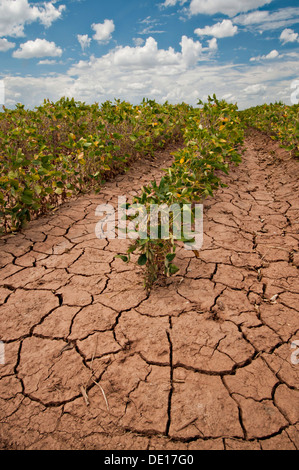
115,254 -> 129,263
138,254 -> 147,266
166,253 -> 176,262
168,264 -> 180,275
120,203 -> 131,209
21,189 -> 34,205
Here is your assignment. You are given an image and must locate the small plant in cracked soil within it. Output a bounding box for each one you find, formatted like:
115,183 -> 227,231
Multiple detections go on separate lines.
116,95 -> 245,291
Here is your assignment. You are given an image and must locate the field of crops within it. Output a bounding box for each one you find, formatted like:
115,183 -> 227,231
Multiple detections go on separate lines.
240,102 -> 299,158
0,95 -> 246,289
1,95 -> 299,450
0,96 -> 245,235
1,96 -> 298,289
0,97 -> 185,233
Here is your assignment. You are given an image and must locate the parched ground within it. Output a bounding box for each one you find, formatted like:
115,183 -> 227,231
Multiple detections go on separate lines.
0,129 -> 298,450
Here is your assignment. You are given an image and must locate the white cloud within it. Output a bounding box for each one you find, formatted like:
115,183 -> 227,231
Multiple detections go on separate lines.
4,26 -> 299,111
137,17 -> 166,35
38,59 -> 57,65
4,54 -> 299,111
234,7 -> 299,31
77,34 -> 91,51
161,0 -> 188,7
235,10 -> 270,25
85,36 -> 215,70
111,37 -> 180,67
180,35 -> 203,66
0,0 -> 65,38
222,92 -> 236,102
250,49 -> 280,62
280,28 -> 299,44
92,19 -> 115,44
138,26 -> 166,35
37,2 -> 66,28
57,35 -> 218,105
244,83 -> 267,95
207,37 -> 218,50
12,38 -> 62,59
265,50 -> 280,59
126,82 -> 148,90
133,37 -> 145,47
0,37 -> 15,52
189,0 -> 272,17
195,20 -> 238,38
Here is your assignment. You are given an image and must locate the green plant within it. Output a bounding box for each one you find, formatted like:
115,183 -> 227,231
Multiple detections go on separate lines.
0,97 -> 187,234
240,102 -> 299,158
117,95 -> 244,291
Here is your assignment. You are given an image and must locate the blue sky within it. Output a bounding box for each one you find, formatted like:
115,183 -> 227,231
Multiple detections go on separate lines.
0,0 -> 299,109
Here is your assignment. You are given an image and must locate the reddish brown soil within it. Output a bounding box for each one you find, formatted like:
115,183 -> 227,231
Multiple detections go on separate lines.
0,129 -> 298,450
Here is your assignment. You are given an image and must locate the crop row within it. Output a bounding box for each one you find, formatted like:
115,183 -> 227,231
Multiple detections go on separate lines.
119,95 -> 245,290
240,102 -> 299,158
0,95 -> 245,289
0,97 -> 188,233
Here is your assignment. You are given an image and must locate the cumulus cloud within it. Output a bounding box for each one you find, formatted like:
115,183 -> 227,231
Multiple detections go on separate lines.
180,35 -> 203,66
36,2 -> 66,28
77,34 -> 91,51
250,49 -> 280,62
161,0 -> 273,16
207,37 -> 218,50
92,19 -> 115,44
58,35 -> 218,105
0,37 -> 15,52
12,38 -> 62,59
188,0 -> 272,17
87,35 -> 215,70
110,37 -> 180,67
280,28 -> 299,45
4,50 -> 299,110
194,20 -> 238,38
0,0 -> 65,38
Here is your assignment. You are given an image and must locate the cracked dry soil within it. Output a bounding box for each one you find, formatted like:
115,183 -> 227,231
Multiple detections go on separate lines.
0,129 -> 298,451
